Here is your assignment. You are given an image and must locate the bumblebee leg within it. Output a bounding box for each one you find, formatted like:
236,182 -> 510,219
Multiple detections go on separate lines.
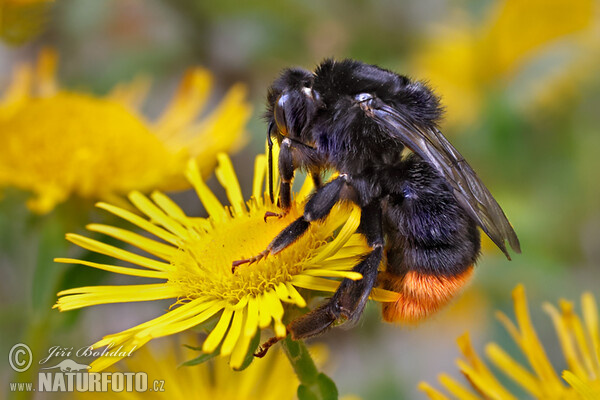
335,201 -> 383,321
270,175 -> 348,254
277,138 -> 295,212
233,176 -> 348,269
272,138 -> 322,218
311,171 -> 322,189
265,138 -> 298,221
288,202 -> 383,339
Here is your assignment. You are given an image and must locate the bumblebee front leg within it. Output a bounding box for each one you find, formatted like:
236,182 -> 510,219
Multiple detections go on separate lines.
233,175 -> 348,269
277,138 -> 295,212
264,138 -> 301,221
268,138 -> 322,220
288,201 -> 383,339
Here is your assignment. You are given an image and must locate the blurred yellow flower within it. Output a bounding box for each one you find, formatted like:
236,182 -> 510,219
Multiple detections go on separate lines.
76,338 -> 300,400
55,150 -> 398,371
413,0 -> 594,126
0,49 -> 251,213
419,284 -> 600,399
0,0 -> 53,44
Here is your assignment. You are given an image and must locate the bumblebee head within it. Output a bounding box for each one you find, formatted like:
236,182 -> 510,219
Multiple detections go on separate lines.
265,67 -> 324,204
265,67 -> 323,142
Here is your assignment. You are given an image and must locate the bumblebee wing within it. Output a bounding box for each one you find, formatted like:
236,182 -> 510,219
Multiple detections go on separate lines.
371,103 -> 521,259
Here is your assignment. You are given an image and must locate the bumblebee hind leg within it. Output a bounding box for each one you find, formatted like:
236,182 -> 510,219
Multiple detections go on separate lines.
288,201 -> 384,339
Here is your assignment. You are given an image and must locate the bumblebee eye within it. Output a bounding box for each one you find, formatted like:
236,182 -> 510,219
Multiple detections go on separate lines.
274,93 -> 289,136
355,93 -> 373,103
312,89 -> 322,103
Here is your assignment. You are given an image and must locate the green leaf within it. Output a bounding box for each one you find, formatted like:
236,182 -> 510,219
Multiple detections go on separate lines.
232,331 -> 262,371
182,344 -> 204,351
32,212 -> 70,314
315,373 -> 339,400
298,384 -> 319,400
179,349 -> 219,367
296,374 -> 338,400
282,336 -> 338,400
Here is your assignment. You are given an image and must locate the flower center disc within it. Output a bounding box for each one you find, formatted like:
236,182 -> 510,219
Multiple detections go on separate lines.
0,92 -> 174,201
172,203 -> 325,303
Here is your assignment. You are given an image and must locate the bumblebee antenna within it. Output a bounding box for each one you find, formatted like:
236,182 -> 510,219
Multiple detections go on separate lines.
267,121 -> 275,204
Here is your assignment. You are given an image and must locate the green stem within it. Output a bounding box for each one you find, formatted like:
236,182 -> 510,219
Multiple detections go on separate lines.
281,336 -> 338,400
281,336 -> 319,383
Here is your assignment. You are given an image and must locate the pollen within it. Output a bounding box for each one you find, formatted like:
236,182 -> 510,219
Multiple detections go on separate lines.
170,204 -> 315,303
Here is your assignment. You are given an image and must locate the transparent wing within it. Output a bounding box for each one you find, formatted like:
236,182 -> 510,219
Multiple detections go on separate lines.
370,102 -> 521,259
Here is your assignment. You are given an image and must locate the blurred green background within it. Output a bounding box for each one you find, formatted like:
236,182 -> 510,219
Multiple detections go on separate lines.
1,0 -> 599,398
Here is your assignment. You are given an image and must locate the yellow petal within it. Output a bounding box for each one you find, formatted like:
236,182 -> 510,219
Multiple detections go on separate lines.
252,154 -> 267,201
54,257 -> 168,279
35,48 -> 58,96
370,288 -> 401,302
65,233 -> 171,271
543,301 -> 588,379
438,373 -> 479,400
244,296 -> 259,337
417,382 -> 452,400
230,322 -> 254,369
297,171 -> 315,202
55,284 -> 180,311
185,159 -> 226,221
559,299 -> 597,379
562,370 -> 600,400
140,301 -> 224,339
292,275 -> 340,293
150,191 -> 189,223
215,153 -> 245,215
485,342 -> 542,397
263,291 -> 284,321
86,223 -> 176,261
89,337 -> 151,372
94,298 -> 213,343
1,64 -> 32,106
308,204 -> 361,264
257,293 -> 272,329
203,308 -> 234,353
457,359 -> 517,400
456,333 -> 517,400
221,310 -> 245,356
285,283 -> 307,308
96,202 -> 179,245
128,191 -> 189,238
582,292 -> 600,376
511,285 -> 564,392
154,68 -> 212,137
303,269 -> 363,280
106,75 -> 151,110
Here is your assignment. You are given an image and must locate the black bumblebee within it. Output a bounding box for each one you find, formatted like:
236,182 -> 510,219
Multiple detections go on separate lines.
234,59 -> 521,341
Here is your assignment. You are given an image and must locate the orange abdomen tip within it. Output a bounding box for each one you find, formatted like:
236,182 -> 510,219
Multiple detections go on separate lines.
380,265 -> 474,323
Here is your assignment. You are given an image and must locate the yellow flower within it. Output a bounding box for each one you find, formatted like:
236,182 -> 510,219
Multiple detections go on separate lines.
54,150 -> 398,371
0,49 -> 251,213
419,284 -> 600,399
413,0 -> 594,126
75,337 -> 300,400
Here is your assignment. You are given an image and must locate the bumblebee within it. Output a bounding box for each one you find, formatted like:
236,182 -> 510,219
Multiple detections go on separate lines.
234,59 -> 520,341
